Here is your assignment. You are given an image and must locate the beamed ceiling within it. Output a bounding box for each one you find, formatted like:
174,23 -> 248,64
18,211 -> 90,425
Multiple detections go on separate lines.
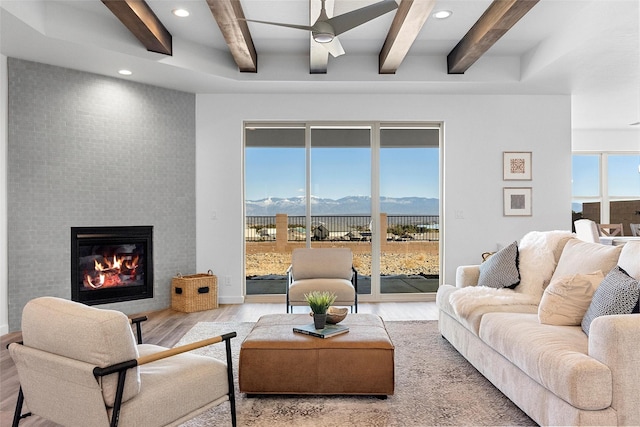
100,0 -> 540,75
1,0 -> 639,131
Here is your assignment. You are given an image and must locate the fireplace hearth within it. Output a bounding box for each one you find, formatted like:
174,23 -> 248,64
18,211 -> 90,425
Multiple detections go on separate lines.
71,226 -> 153,305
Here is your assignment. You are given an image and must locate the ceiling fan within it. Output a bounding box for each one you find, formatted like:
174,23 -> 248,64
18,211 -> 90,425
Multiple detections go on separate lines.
242,0 -> 398,57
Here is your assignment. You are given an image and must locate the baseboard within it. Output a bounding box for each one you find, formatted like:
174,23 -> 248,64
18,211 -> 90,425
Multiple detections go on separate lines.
218,296 -> 244,305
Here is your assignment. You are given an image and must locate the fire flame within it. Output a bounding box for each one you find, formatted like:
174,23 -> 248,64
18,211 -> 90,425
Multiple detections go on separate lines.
85,274 -> 105,288
83,253 -> 138,289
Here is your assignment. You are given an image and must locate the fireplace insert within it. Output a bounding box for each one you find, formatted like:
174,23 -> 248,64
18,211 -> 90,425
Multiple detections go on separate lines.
71,226 -> 153,305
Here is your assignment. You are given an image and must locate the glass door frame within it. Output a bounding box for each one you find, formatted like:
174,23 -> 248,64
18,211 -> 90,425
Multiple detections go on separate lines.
243,120 -> 443,303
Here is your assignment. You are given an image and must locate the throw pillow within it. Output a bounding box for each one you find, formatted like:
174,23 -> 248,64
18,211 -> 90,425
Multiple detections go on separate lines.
516,231 -> 574,302
538,271 -> 604,326
581,266 -> 640,336
550,239 -> 622,283
618,241 -> 640,280
478,241 -> 520,289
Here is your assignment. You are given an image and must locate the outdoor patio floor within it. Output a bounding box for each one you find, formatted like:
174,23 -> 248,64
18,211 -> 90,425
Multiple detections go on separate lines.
246,274 -> 439,295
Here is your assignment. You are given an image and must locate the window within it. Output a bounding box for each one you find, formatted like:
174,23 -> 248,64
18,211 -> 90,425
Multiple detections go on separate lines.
572,152 -> 640,235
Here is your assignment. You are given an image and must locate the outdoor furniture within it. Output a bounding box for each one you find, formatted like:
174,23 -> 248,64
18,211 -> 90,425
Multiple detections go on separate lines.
286,247 -> 358,313
598,223 -> 623,236
574,219 -> 601,243
8,297 -> 237,427
238,313 -> 394,396
630,223 -> 640,237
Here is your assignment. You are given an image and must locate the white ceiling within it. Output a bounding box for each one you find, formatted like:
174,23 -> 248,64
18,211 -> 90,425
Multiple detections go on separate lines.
1,0 -> 639,131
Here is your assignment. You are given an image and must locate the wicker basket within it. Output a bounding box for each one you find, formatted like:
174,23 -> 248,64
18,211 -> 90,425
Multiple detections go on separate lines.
171,271 -> 218,313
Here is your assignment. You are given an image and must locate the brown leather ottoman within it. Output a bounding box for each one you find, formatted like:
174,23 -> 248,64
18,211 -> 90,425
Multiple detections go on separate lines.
239,313 -> 395,396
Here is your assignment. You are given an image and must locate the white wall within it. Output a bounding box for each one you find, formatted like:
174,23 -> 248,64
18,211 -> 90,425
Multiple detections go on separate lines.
1,55 -> 8,335
573,129 -> 640,152
196,93 -> 572,301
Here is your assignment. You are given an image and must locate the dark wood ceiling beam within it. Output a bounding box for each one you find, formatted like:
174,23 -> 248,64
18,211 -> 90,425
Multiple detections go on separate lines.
379,0 -> 436,74
447,0 -> 539,74
206,0 -> 258,73
101,0 -> 172,55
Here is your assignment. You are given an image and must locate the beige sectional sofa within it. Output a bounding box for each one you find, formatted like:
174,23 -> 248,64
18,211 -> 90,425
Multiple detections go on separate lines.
437,231 -> 640,426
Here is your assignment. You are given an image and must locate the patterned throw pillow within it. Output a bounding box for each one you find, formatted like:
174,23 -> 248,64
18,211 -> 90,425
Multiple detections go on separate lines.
478,241 -> 520,289
581,266 -> 640,336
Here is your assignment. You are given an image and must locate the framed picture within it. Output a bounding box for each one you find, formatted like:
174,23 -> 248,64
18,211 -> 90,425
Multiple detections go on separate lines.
504,187 -> 532,216
503,151 -> 532,180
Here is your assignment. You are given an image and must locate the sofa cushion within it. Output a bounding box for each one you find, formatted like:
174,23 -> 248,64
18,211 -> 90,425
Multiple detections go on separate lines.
446,285 -> 538,335
618,241 -> 640,280
550,239 -> 621,284
538,271 -> 604,326
581,266 -> 640,335
516,231 -> 574,301
118,344 -> 230,426
479,312 -> 612,411
289,278 -> 355,304
477,241 -> 520,289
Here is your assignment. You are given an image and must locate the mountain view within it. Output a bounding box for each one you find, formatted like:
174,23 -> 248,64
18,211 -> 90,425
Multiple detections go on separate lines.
245,196 -> 439,216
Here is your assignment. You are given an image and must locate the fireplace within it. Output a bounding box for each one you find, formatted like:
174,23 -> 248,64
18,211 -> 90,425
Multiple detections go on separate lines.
71,226 -> 153,305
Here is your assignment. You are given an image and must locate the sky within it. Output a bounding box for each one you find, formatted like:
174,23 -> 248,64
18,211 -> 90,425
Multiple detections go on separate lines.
245,147 -> 440,201
246,148 -> 639,202
572,154 -> 640,198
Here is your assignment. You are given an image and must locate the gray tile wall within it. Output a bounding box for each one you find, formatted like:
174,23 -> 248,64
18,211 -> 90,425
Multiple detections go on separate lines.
7,58 -> 196,331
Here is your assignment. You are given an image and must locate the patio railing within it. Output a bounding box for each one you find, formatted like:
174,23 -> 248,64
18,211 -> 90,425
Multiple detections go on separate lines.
245,214 -> 439,242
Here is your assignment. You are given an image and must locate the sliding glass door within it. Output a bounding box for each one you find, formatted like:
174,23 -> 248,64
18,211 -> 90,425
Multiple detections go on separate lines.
379,126 -> 440,295
244,125 -> 305,297
244,122 -> 441,302
310,126 -> 372,297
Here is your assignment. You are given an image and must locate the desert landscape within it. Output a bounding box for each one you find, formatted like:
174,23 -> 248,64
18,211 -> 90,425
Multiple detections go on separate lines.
245,251 -> 439,277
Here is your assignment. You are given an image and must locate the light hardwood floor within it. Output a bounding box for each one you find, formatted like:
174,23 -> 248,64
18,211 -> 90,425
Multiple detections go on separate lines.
0,301 -> 438,426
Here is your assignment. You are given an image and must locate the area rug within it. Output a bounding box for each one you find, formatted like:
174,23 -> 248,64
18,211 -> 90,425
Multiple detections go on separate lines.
176,320 -> 536,427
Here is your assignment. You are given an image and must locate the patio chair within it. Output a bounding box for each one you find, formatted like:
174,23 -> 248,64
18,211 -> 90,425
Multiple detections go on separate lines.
630,223 -> 640,237
286,247 -> 358,313
598,223 -> 623,236
8,297 -> 236,427
574,219 -> 601,243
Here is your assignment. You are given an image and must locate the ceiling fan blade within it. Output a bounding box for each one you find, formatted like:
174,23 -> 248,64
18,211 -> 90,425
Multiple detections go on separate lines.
242,19 -> 314,33
323,37 -> 345,57
327,0 -> 398,36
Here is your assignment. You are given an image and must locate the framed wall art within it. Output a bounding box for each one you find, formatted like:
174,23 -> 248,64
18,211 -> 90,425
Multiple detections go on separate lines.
504,187 -> 532,216
503,151 -> 532,180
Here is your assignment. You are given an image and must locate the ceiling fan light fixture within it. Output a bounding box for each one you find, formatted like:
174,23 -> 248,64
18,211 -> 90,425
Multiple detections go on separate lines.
432,10 -> 453,19
313,32 -> 334,43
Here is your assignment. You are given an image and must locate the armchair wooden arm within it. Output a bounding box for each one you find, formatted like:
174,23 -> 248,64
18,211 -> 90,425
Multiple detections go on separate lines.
92,332 -> 237,427
136,332 -> 236,365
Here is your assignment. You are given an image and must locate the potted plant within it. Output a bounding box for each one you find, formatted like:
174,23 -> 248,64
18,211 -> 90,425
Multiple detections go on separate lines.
304,291 -> 336,329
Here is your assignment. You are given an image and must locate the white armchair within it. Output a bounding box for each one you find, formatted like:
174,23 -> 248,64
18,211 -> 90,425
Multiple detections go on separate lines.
574,219 -> 601,243
8,297 -> 236,427
286,247 -> 358,313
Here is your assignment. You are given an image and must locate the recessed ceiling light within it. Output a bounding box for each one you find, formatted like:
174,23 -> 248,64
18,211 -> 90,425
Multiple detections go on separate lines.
432,10 -> 453,19
118,69 -> 132,76
172,8 -> 190,17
